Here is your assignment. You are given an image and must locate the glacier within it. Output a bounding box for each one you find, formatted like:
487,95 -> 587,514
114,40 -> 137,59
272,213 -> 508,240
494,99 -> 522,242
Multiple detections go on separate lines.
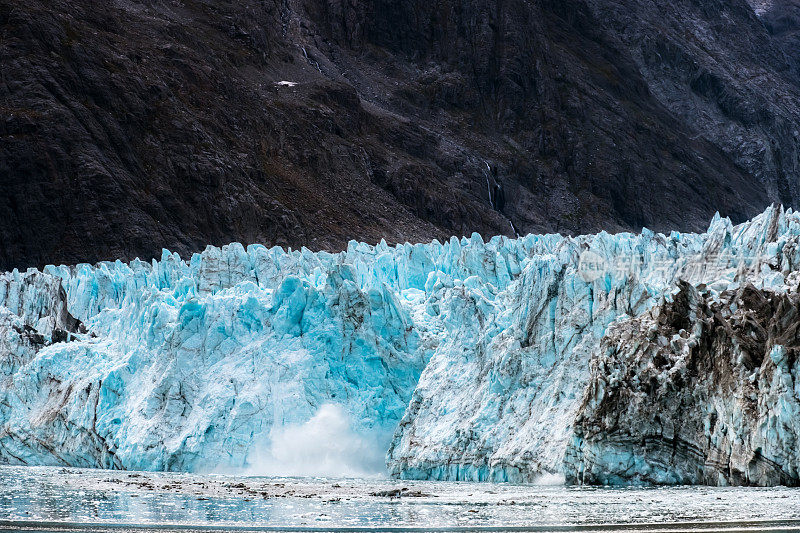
2,205 -> 800,485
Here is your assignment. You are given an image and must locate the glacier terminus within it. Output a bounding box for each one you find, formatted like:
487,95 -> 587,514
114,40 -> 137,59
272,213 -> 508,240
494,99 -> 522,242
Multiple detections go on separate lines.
2,206 -> 800,486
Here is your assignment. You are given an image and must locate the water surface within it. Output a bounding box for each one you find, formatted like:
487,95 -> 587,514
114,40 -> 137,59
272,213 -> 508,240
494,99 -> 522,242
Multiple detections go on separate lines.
1,466 -> 799,532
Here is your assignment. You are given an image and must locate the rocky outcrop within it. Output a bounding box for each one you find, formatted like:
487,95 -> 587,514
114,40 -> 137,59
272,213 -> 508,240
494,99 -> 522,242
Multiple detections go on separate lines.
3,0 -> 800,269
565,281 -> 800,486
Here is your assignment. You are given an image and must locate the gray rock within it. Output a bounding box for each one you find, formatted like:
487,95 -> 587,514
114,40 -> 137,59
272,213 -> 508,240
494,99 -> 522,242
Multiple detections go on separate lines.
566,281 -> 800,486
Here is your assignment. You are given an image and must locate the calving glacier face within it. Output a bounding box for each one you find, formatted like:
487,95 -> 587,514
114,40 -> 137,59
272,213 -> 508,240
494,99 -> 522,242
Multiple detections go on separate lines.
0,235 -> 542,471
2,206 -> 800,484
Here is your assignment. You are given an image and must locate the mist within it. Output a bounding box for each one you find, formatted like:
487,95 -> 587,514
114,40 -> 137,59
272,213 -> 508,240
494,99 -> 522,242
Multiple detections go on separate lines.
246,404 -> 387,478
533,472 -> 566,485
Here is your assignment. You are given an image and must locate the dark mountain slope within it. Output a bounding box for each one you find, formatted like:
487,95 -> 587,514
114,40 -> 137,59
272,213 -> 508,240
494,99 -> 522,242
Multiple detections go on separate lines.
1,0 -> 798,269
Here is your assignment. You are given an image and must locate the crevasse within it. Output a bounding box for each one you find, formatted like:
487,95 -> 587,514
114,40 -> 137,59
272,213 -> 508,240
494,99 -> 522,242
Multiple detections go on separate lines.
1,206 -> 799,483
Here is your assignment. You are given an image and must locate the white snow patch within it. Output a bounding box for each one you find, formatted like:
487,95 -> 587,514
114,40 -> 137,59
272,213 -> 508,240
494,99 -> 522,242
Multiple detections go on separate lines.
746,0 -> 773,15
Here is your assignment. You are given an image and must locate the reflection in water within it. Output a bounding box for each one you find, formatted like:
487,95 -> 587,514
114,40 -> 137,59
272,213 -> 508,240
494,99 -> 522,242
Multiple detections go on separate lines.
2,466 -> 800,530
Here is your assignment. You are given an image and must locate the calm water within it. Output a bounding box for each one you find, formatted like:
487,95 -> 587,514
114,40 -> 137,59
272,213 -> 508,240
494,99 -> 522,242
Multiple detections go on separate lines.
1,466 -> 800,532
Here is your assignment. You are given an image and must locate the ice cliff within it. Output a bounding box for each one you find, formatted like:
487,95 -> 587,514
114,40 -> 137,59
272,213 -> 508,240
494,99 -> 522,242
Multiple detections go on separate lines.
2,206 -> 800,485
0,233 -> 538,471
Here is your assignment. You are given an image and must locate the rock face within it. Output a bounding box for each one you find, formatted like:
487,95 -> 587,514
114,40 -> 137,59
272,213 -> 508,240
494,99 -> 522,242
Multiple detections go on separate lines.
4,206 -> 800,485
4,0 -> 800,269
565,281 -> 800,486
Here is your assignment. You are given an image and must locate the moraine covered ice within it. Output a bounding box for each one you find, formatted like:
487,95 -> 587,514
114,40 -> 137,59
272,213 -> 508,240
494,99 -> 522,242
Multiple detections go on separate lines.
2,206 -> 800,485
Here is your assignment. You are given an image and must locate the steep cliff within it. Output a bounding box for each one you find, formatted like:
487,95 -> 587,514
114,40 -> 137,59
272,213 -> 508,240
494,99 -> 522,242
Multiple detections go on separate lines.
3,0 -> 800,269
